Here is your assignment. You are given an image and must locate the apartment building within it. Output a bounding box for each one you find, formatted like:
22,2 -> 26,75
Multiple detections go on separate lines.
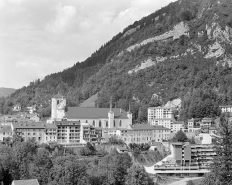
148,107 -> 175,130
172,121 -> 184,132
11,122 -> 57,144
55,120 -> 98,147
117,124 -> 170,144
153,142 -> 216,177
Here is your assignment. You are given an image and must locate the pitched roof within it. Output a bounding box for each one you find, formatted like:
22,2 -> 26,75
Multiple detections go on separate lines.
64,107 -> 128,119
12,122 -> 57,129
131,124 -> 170,131
12,179 -> 39,185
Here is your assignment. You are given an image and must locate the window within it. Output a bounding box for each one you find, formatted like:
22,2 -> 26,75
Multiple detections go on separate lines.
106,121 -> 108,127
119,120 -> 122,127
93,120 -> 95,126
114,120 -> 116,127
86,120 -> 88,123
99,120 -> 101,127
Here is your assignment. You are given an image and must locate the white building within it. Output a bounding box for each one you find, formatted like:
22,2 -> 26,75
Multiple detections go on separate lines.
55,120 -> 99,147
148,107 -> 176,130
219,105 -> 232,113
172,121 -> 184,132
148,107 -> 174,121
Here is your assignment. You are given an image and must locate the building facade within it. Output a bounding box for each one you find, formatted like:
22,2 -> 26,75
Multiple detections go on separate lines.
55,120 -> 98,147
117,124 -> 170,144
0,125 -> 13,141
11,122 -> 57,144
153,142 -> 216,177
148,107 -> 175,130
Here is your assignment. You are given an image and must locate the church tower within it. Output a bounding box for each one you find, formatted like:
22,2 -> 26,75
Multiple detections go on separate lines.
127,102 -> 132,125
108,96 -> 114,128
51,92 -> 66,121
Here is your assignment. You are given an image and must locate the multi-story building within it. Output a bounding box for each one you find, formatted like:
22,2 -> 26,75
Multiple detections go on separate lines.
148,107 -> 175,130
117,124 -> 170,144
219,105 -> 232,113
151,142 -> 216,177
11,122 -> 57,144
55,120 -> 98,147
172,121 -> 184,132
200,118 -> 212,128
47,93 -> 132,129
0,125 -> 13,141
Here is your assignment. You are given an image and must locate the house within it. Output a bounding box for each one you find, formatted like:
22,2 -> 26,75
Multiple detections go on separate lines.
117,146 -> 128,153
0,125 -> 13,141
12,104 -> 21,112
11,121 -> 57,144
200,118 -> 212,128
172,121 -> 184,132
24,114 -> 40,122
11,179 -> 39,185
27,105 -> 37,114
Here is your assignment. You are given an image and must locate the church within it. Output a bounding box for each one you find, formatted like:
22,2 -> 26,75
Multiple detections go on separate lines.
47,93 -> 132,129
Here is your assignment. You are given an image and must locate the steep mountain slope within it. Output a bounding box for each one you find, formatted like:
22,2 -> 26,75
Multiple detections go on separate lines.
0,87 -> 16,97
2,0 -> 232,121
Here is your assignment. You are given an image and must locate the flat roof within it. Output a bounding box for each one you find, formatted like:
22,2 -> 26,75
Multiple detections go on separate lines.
152,169 -> 210,174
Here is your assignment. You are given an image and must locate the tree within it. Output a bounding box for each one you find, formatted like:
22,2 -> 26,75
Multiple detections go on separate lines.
125,165 -> 154,185
200,173 -> 216,185
171,130 -> 188,142
211,114 -> 232,184
180,10 -> 192,21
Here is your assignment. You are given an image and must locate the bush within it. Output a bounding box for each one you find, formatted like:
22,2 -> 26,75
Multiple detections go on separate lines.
180,10 -> 192,21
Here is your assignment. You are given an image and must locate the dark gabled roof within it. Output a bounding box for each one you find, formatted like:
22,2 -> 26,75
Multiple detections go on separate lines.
12,179 -> 39,185
52,92 -> 64,99
12,122 -> 57,129
64,107 -> 128,119
131,124 -> 170,131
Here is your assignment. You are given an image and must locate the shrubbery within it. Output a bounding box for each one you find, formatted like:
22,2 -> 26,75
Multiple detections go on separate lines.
180,10 -> 193,21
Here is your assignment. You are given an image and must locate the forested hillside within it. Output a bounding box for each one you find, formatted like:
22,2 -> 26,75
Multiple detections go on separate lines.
1,0 -> 232,121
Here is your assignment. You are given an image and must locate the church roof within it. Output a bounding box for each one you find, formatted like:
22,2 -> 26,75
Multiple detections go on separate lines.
64,107 -> 128,119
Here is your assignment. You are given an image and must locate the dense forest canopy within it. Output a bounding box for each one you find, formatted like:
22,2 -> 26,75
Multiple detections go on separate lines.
1,0 -> 232,122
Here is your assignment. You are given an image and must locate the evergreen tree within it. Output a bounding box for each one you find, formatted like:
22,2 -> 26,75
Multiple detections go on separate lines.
211,114 -> 232,184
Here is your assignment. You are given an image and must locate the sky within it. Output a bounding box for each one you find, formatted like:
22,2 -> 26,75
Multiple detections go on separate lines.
0,0 -> 176,89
